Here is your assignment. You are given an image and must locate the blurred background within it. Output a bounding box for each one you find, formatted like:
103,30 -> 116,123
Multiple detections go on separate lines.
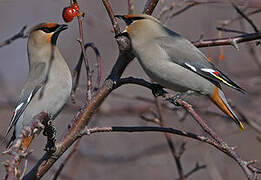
0,0 -> 261,179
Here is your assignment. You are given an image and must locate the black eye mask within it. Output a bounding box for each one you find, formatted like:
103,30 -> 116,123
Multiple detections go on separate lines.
115,15 -> 145,25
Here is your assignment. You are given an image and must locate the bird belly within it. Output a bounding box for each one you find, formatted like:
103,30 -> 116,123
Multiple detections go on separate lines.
15,64 -> 72,136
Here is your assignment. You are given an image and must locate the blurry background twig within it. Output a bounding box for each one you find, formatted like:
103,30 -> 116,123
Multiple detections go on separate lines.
0,25 -> 27,48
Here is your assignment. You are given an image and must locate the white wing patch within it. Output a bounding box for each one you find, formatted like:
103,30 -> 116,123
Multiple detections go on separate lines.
201,68 -> 215,74
27,92 -> 33,102
185,63 -> 197,72
5,90 -> 37,137
14,102 -> 24,115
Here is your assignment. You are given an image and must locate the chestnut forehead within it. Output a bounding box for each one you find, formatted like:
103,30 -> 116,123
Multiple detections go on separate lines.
31,23 -> 59,33
40,23 -> 58,28
124,14 -> 136,19
124,15 -> 145,21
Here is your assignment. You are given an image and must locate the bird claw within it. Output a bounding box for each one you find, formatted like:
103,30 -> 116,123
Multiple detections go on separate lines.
166,90 -> 195,106
43,120 -> 56,153
166,93 -> 182,106
44,145 -> 56,154
151,84 -> 167,97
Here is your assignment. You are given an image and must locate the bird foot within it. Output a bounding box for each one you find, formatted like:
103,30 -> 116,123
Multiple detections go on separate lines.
151,84 -> 167,97
166,90 -> 195,106
166,93 -> 182,106
43,120 -> 56,153
44,145 -> 56,154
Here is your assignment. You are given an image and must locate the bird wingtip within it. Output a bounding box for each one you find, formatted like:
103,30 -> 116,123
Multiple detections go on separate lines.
238,122 -> 245,131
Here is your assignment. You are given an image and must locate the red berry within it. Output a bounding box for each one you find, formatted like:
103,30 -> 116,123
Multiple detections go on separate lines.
62,7 -> 77,23
72,3 -> 79,11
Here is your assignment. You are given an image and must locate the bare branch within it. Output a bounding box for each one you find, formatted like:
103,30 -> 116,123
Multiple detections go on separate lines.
102,0 -> 121,35
167,1 -> 219,19
219,9 -> 261,27
143,0 -> 160,14
104,77 -> 261,179
76,13 -> 92,100
52,139 -> 80,180
155,97 -> 185,180
216,27 -> 246,34
192,31 -> 261,48
183,162 -> 207,179
0,25 -> 27,48
231,2 -> 259,32
86,43 -> 102,91
3,112 -> 49,180
128,0 -> 134,14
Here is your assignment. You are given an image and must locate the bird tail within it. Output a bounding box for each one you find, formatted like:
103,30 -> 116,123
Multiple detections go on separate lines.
209,86 -> 244,131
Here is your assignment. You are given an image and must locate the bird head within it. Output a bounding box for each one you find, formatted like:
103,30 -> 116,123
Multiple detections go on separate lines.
28,23 -> 68,46
115,14 -> 160,24
115,14 -> 163,44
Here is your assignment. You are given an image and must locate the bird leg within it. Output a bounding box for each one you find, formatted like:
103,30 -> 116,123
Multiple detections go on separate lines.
43,120 -> 56,153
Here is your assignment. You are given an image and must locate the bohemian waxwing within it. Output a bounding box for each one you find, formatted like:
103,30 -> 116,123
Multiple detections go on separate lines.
116,14 -> 245,130
4,23 -> 72,148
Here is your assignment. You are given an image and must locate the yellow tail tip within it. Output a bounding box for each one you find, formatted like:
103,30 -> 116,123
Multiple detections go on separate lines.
239,122 -> 245,131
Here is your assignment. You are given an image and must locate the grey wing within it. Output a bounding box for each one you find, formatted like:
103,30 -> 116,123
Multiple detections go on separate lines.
5,63 -> 46,137
155,33 -> 245,93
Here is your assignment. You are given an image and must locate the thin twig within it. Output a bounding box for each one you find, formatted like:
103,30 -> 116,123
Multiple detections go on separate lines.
155,97 -> 185,180
167,1 -> 219,19
143,0 -> 160,14
239,18 -> 261,70
216,27 -> 246,34
3,112 -> 49,180
183,162 -> 207,179
192,31 -> 261,48
175,99 -> 223,143
85,43 -> 102,91
140,112 -> 161,124
0,25 -> 27,48
220,9 -> 261,27
158,2 -> 176,21
128,0 -> 134,14
52,139 -> 80,180
102,0 -> 121,35
81,126 -> 219,145
76,14 -> 92,100
72,42 -> 102,96
231,2 -> 259,33
110,77 -> 261,179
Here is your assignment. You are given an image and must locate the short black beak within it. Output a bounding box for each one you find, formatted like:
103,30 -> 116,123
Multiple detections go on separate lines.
51,24 -> 68,45
55,24 -> 68,33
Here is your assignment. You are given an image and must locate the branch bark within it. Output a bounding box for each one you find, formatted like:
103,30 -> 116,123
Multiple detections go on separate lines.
193,31 -> 261,48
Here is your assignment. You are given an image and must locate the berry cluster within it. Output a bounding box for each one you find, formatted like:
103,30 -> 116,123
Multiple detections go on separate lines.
62,3 -> 80,23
